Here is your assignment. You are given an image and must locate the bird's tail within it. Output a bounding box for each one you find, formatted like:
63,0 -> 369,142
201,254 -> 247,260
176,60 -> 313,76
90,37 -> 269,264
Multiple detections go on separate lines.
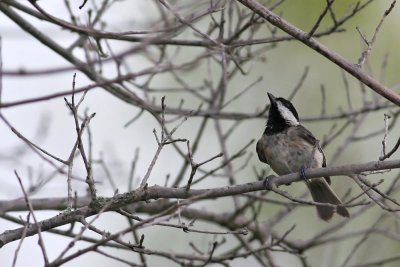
307,178 -> 350,221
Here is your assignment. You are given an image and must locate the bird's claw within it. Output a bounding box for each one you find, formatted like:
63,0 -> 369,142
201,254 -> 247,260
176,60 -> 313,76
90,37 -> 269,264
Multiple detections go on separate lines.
300,165 -> 308,181
263,175 -> 275,189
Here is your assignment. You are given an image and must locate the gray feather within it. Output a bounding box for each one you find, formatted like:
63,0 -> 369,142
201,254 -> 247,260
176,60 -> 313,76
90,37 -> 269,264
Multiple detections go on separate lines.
256,138 -> 268,164
307,179 -> 350,221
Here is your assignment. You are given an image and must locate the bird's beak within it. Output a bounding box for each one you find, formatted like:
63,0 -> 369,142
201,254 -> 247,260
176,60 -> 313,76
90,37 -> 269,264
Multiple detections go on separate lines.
267,93 -> 276,105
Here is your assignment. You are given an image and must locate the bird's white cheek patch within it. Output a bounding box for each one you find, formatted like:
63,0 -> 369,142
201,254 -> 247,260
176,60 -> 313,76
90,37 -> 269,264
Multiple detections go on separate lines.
277,102 -> 299,126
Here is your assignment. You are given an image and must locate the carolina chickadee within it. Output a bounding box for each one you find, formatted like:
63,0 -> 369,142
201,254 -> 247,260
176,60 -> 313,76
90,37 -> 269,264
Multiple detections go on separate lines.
256,93 -> 349,221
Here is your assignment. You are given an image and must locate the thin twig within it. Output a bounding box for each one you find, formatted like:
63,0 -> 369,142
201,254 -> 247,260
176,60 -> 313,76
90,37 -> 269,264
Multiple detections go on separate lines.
15,171 -> 49,265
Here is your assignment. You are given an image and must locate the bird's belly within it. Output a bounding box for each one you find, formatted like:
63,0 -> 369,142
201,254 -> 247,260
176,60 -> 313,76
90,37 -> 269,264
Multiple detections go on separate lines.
264,134 -> 320,175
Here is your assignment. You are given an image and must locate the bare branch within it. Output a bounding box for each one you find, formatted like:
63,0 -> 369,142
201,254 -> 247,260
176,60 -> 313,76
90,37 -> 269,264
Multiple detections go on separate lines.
236,0 -> 400,104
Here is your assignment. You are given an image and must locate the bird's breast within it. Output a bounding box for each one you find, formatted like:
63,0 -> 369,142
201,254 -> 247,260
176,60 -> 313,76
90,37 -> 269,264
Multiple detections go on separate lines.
260,130 -> 323,175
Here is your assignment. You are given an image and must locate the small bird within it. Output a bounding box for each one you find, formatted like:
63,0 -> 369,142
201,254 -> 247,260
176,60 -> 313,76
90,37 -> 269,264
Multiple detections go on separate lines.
256,93 -> 349,221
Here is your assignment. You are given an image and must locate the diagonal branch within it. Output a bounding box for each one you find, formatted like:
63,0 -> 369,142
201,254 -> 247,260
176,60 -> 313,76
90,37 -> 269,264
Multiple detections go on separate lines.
236,0 -> 400,105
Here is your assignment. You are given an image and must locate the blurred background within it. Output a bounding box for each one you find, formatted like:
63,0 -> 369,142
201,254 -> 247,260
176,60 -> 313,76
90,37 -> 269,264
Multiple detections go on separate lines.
1,1 -> 399,266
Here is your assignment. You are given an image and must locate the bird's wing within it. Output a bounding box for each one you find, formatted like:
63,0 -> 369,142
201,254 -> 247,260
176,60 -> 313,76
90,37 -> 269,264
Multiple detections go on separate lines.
256,137 -> 268,164
297,125 -> 331,184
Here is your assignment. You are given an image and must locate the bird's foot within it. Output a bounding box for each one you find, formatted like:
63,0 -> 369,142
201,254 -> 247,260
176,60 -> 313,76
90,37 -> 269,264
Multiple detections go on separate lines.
300,165 -> 308,182
263,175 -> 275,190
